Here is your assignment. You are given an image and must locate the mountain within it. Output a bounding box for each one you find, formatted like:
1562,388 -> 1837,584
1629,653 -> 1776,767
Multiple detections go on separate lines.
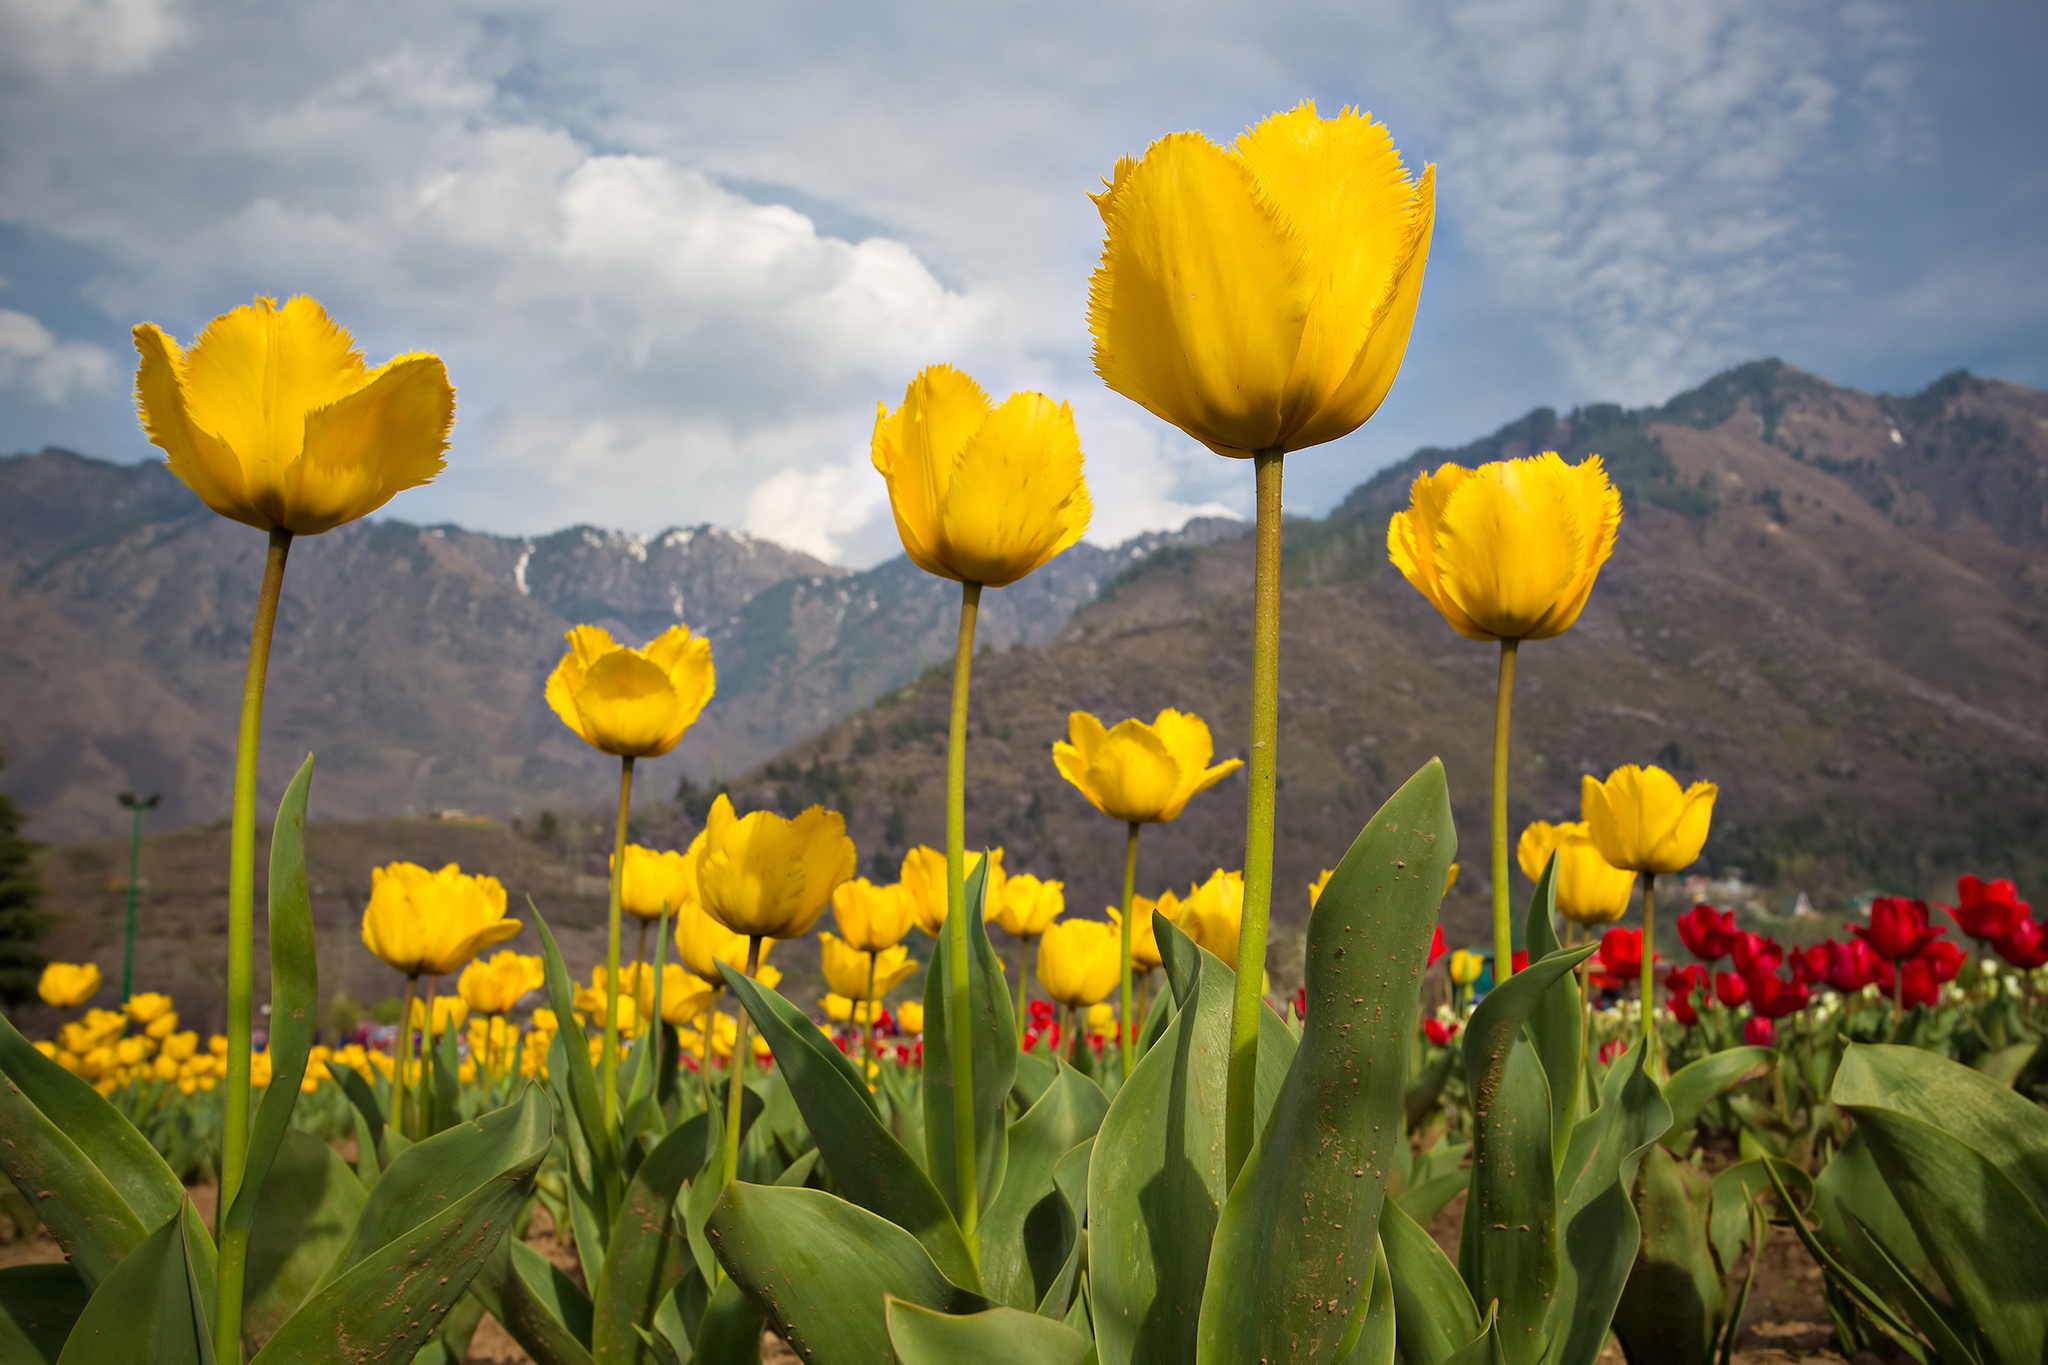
692,362 -> 2048,940
0,449 -> 1242,840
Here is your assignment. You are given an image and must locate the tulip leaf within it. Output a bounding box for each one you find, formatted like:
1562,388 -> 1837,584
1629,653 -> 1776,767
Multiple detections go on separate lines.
692,1272 -> 763,1364
980,1061 -> 1108,1310
922,857 -> 1018,1225
532,899 -> 621,1213
1812,1130 -> 1929,1293
1445,1304 -> 1509,1365
1381,1196 -> 1480,1365
1662,1047 -> 1774,1143
722,964 -> 980,1292
1198,758 -> 1456,1365
253,1087 -> 550,1364
1335,1235 -> 1397,1365
592,1120 -> 709,1363
1830,1044 -> 2048,1365
707,1183 -> 988,1364
885,1298 -> 1094,1365
0,1264 -> 90,1365
1613,1146 -> 1718,1365
55,1208 -> 214,1365
227,755 -> 320,1240
1520,854 -> 1582,1161
472,1236 -> 595,1365
1037,1137 -> 1093,1321
681,1092 -> 765,1292
1840,1214 -> 1985,1365
1087,918 -> 1293,1365
242,1128 -> 368,1340
334,1066 -> 387,1183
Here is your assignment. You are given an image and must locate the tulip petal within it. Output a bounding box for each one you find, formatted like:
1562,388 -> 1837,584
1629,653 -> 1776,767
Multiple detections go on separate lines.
1088,132 -> 1314,456
1523,454 -> 1622,640
1388,463 -> 1493,641
1085,721 -> 1183,823
642,624 -> 717,745
288,353 -> 453,534
873,365 -> 991,582
573,650 -> 685,756
178,297 -> 368,491
938,391 -> 1092,587
134,323 -> 261,529
1431,453 -> 1593,639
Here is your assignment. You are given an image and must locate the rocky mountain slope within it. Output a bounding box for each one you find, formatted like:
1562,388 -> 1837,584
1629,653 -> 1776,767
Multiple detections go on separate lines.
699,362 -> 2048,935
0,449 -> 1238,839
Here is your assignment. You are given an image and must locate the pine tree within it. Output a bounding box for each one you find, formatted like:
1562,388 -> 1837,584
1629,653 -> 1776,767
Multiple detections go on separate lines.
0,756 -> 48,1010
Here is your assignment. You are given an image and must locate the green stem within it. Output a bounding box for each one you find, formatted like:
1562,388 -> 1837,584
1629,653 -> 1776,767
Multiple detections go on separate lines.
1641,873 -> 1659,1067
1226,448 -> 1284,1184
602,756 -> 635,1135
1491,639 -> 1520,977
945,580 -> 983,1255
1118,821 -> 1140,1075
123,806 -> 142,1000
1015,937 -> 1031,1034
396,974 -> 417,1139
723,936 -> 762,1182
863,952 -> 878,1082
216,525 -> 290,1365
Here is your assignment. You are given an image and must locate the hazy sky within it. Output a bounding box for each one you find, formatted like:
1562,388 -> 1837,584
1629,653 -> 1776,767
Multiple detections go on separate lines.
2,0 -> 2043,565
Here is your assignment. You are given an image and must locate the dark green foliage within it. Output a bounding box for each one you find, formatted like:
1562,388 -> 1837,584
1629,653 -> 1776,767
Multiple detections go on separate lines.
0,756 -> 48,1010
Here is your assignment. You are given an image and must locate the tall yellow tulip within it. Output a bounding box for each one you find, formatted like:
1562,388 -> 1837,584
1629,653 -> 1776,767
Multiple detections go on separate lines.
1388,452 -> 1621,993
994,872 -> 1064,1029
1582,764 -> 1718,1054
900,846 -> 1004,936
696,793 -> 854,1179
820,932 -> 918,1066
1036,919 -> 1122,1011
38,962 -> 102,1009
831,878 -> 917,953
1090,103 -> 1433,1178
1519,820 -> 1636,929
1175,869 -> 1247,965
547,621 -> 714,1135
1053,707 -> 1239,1072
618,840 -> 697,969
456,950 -> 544,1017
131,294 -> 457,1354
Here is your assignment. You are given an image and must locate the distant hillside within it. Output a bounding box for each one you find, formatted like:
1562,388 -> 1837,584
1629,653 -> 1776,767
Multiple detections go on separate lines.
695,362 -> 2048,936
0,449 -> 1241,840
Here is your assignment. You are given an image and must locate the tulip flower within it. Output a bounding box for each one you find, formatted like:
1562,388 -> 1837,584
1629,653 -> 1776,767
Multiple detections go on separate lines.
820,933 -> 918,1064
1665,965 -> 1704,1027
897,1001 -> 925,1035
1824,938 -> 1880,992
1428,924 -> 1449,968
1943,875 -> 2030,945
1174,869 -> 1248,966
696,792 -> 853,1177
1996,915 -> 2048,970
1423,1017 -> 1461,1047
1598,927 -> 1646,981
900,846 -> 1005,936
1448,950 -> 1484,987
1551,827 -> 1637,927
456,950 -> 544,1018
617,842 -> 698,961
832,878 -> 917,953
38,962 -> 102,1009
361,862 -> 520,979
1111,892 -> 1171,973
1582,763 -> 1718,1057
1730,933 -> 1784,980
1714,971 -> 1750,1008
1054,707 -> 1240,1071
1748,973 -> 1808,1020
408,993 -> 469,1037
1793,945 -> 1831,986
1395,455 -> 1621,997
1037,919 -> 1122,1011
992,872 -> 1064,1027
1676,904 -> 1738,962
1091,100 -> 1433,1178
1919,939 -> 1966,984
1854,897 -> 1944,963
1742,1017 -> 1777,1048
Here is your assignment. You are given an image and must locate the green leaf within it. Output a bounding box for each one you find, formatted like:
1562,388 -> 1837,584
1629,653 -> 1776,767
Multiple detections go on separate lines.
1713,1157 -> 1811,1275
1395,1170 -> 1467,1226
693,1272 -> 762,1364
532,899 -> 621,1213
1088,919 -> 1293,1365
333,1068 -> 386,1184
472,1236 -> 595,1365
56,1208 -> 214,1365
708,1183 -> 988,1363
1812,1130 -> 1929,1292
1199,758 -> 1456,1365
227,755 -> 319,1237
1013,1049 -> 1057,1110
0,1264 -> 90,1365
1611,1145 -> 1718,1365
1840,1214 -> 1985,1365
1445,1305 -> 1508,1365
252,1087 -> 551,1364
1038,1137 -> 1093,1321
410,1292 -> 486,1365
922,858 -> 1018,1224
426,1014 -> 462,1136
593,1121 -> 710,1363
887,1297 -> 1093,1365
1382,1202 -> 1482,1365
723,964 -> 979,1292
0,1013 -> 195,1287
242,1128 -> 367,1341
1336,1236 -> 1397,1365
1832,1042 -> 2048,1214
1520,852 -> 1582,1162
980,1062 -> 1108,1311
1662,1047 -> 1773,1142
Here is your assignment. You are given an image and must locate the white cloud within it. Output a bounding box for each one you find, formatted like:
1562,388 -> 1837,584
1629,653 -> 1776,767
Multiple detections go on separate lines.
0,309 -> 112,401
0,0 -> 182,79
743,445 -> 891,565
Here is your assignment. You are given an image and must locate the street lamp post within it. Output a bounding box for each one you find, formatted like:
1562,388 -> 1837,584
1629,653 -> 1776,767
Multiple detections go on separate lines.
117,792 -> 161,1001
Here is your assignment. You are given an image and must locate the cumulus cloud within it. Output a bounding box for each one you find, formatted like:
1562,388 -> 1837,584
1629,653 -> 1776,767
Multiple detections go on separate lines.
0,0 -> 182,79
0,310 -> 113,401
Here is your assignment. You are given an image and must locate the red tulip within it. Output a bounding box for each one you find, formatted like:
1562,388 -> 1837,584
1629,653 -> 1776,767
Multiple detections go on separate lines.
1749,973 -> 1809,1019
1823,939 -> 1879,992
1714,971 -> 1749,1008
1854,897 -> 1944,962
1428,924 -> 1448,967
1666,964 -> 1705,1027
1943,875 -> 2030,944
1676,903 -> 1738,961
1919,939 -> 1966,984
1510,950 -> 1529,975
1423,1017 -> 1460,1047
1599,927 -> 1645,978
1742,1016 -> 1777,1047
1995,915 -> 2048,970
1597,1039 -> 1626,1066
1730,932 -> 1783,978
1793,944 -> 1831,985
1898,956 -> 1939,1009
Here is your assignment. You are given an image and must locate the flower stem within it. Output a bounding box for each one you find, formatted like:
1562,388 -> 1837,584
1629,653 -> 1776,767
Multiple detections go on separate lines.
863,952 -> 879,1082
1118,821 -> 1140,1075
1640,873 -> 1659,1067
945,579 -> 983,1253
1491,639 -> 1520,977
1015,938 -> 1030,1033
724,936 -> 762,1182
1226,448 -> 1284,1185
602,756 -> 635,1135
396,973 -> 417,1137
216,525 -> 290,1365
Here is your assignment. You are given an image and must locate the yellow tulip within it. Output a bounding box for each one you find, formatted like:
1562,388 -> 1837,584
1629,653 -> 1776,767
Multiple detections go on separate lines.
1086,1002 -> 1120,1039
161,1031 -> 199,1063
900,846 -> 1004,936
1309,870 -> 1333,908
38,962 -> 102,1009
618,843 -> 698,921
1581,765 -> 1718,875
653,965 -> 719,1027
821,993 -> 888,1025
408,994 -> 469,1037
1088,102 -> 1434,458
871,365 -> 1092,588
674,896 -> 774,984
145,1012 -> 180,1042
124,992 -> 174,1025
1053,710 -> 1241,824
831,878 -> 917,952
456,950 -> 544,1016
132,296 -> 453,535
696,794 -> 855,940
249,1050 -> 273,1089
1387,453 -> 1621,643
819,934 -> 918,1003
546,623 -> 715,759
576,963 -> 653,1018
1448,949 -> 1484,986
1553,829 -> 1637,927
361,861 -> 520,977
994,873 -> 1064,940
1518,820 -> 1568,884
896,1001 -> 925,1035
1174,869 -> 1247,964
1108,891 -> 1170,971
1036,919 -> 1122,1009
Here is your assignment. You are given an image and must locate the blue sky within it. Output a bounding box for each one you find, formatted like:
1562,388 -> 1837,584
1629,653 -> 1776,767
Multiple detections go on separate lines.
2,0 -> 2043,565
